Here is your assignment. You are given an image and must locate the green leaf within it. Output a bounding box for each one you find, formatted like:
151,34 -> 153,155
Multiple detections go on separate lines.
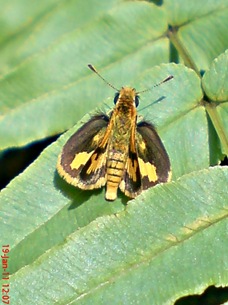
202,50 -> 228,102
165,0 -> 228,71
136,64 -> 206,178
3,166 -> 228,304
0,62 -> 208,272
0,63 -> 226,304
202,50 -> 228,156
1,1 -> 228,303
0,0 -> 169,150
1,0 -> 227,150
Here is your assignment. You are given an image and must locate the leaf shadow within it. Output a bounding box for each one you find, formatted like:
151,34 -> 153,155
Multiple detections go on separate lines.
54,169 -> 98,209
54,169 -> 129,208
138,96 -> 166,113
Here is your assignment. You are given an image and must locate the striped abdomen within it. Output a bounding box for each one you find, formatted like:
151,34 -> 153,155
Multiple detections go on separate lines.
106,150 -> 127,201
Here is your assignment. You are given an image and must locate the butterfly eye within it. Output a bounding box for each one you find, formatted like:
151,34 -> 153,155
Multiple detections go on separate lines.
135,95 -> 139,107
114,92 -> 120,104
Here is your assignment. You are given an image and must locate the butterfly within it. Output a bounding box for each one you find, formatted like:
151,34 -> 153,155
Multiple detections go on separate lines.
57,65 -> 172,201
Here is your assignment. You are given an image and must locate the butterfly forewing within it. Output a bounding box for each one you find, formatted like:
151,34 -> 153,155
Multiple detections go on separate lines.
57,115 -> 110,189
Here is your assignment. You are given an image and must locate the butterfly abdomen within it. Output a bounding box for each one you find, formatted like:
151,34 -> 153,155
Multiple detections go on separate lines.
105,132 -> 129,201
106,151 -> 126,201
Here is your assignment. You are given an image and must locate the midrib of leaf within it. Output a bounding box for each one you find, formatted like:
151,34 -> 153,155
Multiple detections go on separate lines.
168,27 -> 200,74
182,6 -> 228,27
205,102 -> 228,155
161,102 -> 202,133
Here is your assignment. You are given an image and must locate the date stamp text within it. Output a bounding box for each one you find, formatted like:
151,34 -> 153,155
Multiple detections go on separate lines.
1,245 -> 10,304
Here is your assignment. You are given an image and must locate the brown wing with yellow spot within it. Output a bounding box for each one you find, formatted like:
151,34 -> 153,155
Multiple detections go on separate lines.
57,114 -> 110,189
119,149 -> 141,198
120,121 -> 171,198
137,121 -> 171,187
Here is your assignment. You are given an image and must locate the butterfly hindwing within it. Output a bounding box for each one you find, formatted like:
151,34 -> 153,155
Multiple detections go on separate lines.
119,149 -> 142,198
120,121 -> 171,198
136,121 -> 171,188
57,114 -> 110,189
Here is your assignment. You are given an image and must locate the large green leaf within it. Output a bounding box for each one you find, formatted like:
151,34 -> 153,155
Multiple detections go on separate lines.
202,50 -> 228,156
0,0 -> 227,150
165,0 -> 228,70
0,0 -> 169,149
1,62 -> 207,272
1,1 -> 228,304
203,50 -> 228,103
0,63 -> 227,304
2,166 -> 228,304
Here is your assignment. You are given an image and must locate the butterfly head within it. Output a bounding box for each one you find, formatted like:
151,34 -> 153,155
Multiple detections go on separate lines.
114,87 -> 139,108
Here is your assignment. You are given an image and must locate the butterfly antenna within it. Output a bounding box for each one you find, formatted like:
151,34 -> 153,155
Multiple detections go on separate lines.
137,75 -> 174,94
88,64 -> 119,91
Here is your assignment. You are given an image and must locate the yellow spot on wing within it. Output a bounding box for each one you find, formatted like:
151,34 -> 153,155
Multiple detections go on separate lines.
126,158 -> 138,182
167,170 -> 172,182
86,152 -> 106,174
138,158 -> 157,182
139,140 -> 146,151
70,151 -> 93,170
92,134 -> 102,144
